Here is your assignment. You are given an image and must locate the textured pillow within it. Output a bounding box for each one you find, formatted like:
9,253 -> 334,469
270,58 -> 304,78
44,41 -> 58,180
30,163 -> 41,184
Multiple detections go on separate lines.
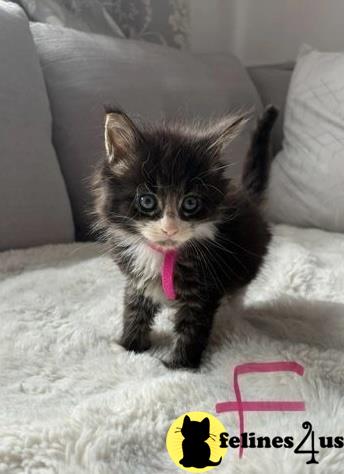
0,2 -> 74,251
31,24 -> 262,239
267,46 -> 344,233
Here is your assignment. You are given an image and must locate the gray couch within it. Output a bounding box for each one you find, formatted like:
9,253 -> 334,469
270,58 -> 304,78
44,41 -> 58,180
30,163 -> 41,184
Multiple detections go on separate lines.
0,1 -> 293,252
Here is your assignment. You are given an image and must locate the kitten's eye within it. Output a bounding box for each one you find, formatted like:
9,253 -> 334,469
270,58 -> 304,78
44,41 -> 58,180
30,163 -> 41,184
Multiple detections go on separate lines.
181,195 -> 201,215
138,193 -> 158,212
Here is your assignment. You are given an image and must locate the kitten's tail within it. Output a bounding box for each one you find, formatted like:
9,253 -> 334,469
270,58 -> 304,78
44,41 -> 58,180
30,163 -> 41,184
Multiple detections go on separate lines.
207,457 -> 222,466
242,105 -> 279,203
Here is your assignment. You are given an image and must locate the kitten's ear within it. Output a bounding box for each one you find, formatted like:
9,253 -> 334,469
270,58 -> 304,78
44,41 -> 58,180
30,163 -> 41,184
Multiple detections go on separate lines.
201,417 -> 210,430
104,109 -> 141,164
208,113 -> 249,153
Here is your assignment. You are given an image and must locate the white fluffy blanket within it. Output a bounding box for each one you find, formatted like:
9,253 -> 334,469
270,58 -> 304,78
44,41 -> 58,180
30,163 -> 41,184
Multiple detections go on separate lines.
1,225 -> 344,473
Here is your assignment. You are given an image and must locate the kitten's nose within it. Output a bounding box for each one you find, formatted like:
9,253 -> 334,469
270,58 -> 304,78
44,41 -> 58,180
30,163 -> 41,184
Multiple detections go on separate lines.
160,212 -> 179,237
161,226 -> 178,237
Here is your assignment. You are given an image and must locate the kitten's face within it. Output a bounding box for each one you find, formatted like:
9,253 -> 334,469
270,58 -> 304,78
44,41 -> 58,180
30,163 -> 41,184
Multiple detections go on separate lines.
93,111 -> 246,250
135,188 -> 218,250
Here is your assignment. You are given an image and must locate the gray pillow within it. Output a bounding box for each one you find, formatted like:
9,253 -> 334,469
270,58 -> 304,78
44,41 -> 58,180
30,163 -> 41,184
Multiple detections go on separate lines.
31,23 -> 262,239
0,2 -> 74,251
13,0 -> 124,38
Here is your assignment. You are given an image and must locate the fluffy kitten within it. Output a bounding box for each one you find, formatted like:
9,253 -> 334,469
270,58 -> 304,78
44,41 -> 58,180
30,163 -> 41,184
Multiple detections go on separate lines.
91,105 -> 278,369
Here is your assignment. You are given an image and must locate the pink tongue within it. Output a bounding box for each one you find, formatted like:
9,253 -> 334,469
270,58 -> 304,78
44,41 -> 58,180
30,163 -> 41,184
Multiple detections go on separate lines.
161,250 -> 178,300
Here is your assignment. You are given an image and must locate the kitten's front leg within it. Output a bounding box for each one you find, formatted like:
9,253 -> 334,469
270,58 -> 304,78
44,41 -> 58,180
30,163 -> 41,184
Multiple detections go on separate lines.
165,299 -> 220,370
120,283 -> 159,353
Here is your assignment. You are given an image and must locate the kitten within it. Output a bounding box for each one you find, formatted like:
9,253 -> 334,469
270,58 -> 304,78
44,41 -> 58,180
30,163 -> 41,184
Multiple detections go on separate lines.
91,105 -> 278,369
179,415 -> 221,468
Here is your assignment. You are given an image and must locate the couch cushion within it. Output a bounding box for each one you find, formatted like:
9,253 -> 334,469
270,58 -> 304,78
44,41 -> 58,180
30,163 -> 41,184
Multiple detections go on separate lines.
267,46 -> 344,233
0,2 -> 74,251
31,23 -> 262,239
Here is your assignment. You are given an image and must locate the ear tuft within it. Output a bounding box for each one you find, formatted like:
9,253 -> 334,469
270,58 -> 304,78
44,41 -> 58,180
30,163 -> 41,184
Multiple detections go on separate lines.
104,110 -> 139,164
208,112 -> 251,153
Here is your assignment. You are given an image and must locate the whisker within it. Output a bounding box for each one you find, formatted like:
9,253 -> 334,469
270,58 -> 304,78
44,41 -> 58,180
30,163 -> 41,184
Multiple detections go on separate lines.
217,233 -> 262,258
188,240 -> 210,289
204,238 -> 250,277
193,240 -> 225,292
198,239 -> 242,282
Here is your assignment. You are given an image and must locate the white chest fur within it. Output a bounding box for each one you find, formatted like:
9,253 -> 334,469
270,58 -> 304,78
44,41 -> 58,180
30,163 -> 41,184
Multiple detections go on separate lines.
131,242 -> 162,285
120,238 -> 167,304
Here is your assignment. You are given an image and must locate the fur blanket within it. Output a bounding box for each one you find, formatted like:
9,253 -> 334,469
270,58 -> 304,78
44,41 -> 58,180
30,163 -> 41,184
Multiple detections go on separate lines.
1,225 -> 344,473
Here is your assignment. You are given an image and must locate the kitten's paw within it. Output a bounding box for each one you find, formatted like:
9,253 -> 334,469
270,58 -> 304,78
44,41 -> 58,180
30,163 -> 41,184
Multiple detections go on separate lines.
121,337 -> 151,353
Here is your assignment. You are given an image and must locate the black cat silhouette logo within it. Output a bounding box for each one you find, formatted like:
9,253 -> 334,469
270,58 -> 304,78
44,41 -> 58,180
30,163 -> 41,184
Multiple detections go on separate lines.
179,415 -> 222,468
166,411 -> 228,472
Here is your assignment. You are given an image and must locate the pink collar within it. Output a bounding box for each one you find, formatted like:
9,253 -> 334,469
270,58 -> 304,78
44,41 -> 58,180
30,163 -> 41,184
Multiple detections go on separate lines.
148,244 -> 178,300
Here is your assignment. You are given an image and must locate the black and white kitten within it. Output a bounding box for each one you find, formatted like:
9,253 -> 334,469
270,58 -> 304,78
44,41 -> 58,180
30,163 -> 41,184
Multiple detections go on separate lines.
92,105 -> 278,369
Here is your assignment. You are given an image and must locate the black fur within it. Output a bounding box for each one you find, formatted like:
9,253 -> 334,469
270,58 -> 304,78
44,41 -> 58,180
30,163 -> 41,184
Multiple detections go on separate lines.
242,105 -> 279,201
91,106 -> 277,369
121,285 -> 159,353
